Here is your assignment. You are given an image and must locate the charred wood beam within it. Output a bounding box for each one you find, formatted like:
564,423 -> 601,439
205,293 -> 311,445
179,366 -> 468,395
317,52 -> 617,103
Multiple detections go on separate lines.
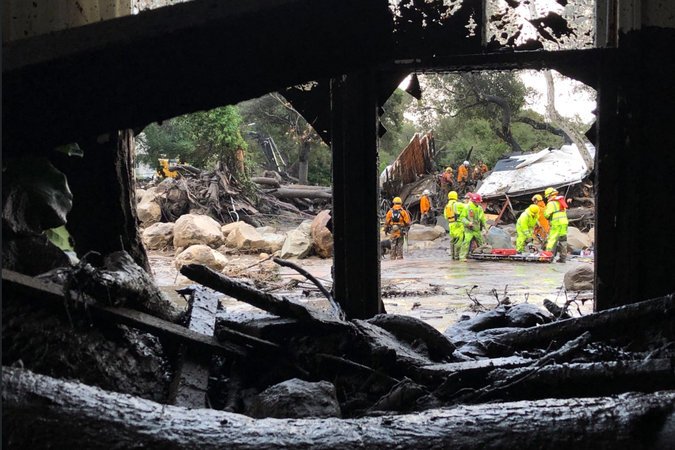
180,264 -> 347,326
168,286 -> 220,408
2,269 -> 268,359
4,367 -> 675,449
331,72 -> 382,319
489,294 -> 674,355
3,0 -> 393,150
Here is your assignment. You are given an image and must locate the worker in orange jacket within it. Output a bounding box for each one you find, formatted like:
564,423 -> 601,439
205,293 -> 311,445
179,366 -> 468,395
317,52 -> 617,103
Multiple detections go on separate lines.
531,193 -> 550,245
419,189 -> 433,226
384,196 -> 411,260
457,161 -> 469,184
439,167 -> 454,199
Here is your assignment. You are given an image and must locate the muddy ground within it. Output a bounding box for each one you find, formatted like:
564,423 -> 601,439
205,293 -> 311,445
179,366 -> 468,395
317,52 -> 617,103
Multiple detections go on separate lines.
149,235 -> 594,333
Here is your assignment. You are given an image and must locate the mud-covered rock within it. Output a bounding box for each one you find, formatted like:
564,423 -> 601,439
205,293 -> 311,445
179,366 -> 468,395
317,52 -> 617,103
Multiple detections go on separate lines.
564,264 -> 594,291
505,303 -> 553,328
311,210 -> 333,258
2,156 -> 73,234
142,222 -> 175,250
173,214 -> 223,248
175,245 -> 228,271
260,233 -> 286,253
2,234 -> 72,276
247,378 -> 341,419
2,298 -> 171,402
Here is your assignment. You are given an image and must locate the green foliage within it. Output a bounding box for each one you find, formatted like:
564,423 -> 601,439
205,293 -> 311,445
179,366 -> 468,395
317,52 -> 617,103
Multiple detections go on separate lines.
435,117 -> 510,167
138,105 -> 247,174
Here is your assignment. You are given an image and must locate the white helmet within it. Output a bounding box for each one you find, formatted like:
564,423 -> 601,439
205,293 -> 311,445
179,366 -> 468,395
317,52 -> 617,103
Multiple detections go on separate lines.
422,189 -> 430,195
463,160 -> 469,166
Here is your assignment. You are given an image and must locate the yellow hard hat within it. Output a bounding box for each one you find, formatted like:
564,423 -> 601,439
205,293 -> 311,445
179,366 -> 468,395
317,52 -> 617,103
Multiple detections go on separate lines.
531,194 -> 543,202
445,167 -> 453,172
528,204 -> 540,215
393,197 -> 402,204
544,187 -> 558,198
448,191 -> 458,200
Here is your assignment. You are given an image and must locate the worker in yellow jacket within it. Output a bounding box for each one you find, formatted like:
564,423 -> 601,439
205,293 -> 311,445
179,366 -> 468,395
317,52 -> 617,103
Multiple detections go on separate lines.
384,196 -> 411,260
531,194 -> 550,245
458,192 -> 486,261
516,205 -> 540,252
544,187 -> 569,262
443,191 -> 465,260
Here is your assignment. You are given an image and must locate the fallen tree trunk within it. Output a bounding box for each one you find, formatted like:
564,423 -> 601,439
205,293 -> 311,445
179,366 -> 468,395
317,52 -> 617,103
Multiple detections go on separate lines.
269,188 -> 332,200
251,177 -> 280,188
4,367 -> 674,449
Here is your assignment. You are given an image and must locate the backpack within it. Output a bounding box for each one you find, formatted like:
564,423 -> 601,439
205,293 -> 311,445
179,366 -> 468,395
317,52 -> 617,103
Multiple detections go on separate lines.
554,196 -> 568,210
391,208 -> 402,223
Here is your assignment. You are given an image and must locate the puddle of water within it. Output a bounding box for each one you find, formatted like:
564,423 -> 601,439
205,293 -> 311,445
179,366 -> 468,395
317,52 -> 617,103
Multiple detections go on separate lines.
149,247 -> 594,333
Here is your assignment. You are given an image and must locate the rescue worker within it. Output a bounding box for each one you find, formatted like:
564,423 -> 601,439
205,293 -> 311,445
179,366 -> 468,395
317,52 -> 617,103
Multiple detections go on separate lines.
443,191 -> 465,260
458,192 -> 487,261
544,187 -> 569,262
384,196 -> 411,260
531,193 -> 550,245
419,189 -> 433,226
479,160 -> 489,176
457,161 -> 470,194
472,164 -> 484,181
439,167 -> 454,199
516,205 -> 540,253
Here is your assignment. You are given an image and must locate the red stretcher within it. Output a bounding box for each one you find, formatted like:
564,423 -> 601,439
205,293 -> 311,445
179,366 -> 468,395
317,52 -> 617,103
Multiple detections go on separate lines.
469,248 -> 554,263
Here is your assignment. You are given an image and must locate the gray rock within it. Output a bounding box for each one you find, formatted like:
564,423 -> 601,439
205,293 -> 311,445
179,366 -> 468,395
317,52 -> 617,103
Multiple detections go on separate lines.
486,226 -> 514,249
407,224 -> 445,241
280,229 -> 312,259
564,264 -> 594,291
137,199 -> 162,226
247,378 -> 341,419
567,226 -> 592,252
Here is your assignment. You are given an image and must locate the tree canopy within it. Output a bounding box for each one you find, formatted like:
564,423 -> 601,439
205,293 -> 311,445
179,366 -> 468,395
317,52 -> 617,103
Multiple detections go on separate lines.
138,105 -> 247,173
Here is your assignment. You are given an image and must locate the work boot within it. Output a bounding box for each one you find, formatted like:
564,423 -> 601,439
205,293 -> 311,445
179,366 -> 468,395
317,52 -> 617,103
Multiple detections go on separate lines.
558,238 -> 568,263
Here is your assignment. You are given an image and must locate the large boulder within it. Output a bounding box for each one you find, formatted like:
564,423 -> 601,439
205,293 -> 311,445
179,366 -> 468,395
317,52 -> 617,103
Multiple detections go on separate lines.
140,187 -> 158,204
221,222 -> 241,239
137,199 -> 162,226
587,227 -> 595,245
564,264 -> 594,291
280,229 -> 313,259
567,226 -> 592,252
256,226 -> 276,235
142,222 -> 175,250
173,214 -> 223,248
246,378 -> 341,419
174,245 -> 228,271
260,233 -> 286,253
486,226 -> 513,249
298,219 -> 313,236
225,222 -> 265,250
311,210 -> 333,258
407,224 -> 445,241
